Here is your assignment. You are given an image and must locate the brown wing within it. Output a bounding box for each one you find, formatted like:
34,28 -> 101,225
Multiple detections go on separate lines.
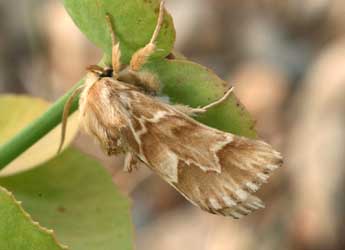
173,138 -> 282,218
120,90 -> 283,218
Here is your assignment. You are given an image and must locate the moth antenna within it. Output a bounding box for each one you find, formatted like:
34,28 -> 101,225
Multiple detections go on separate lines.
57,85 -> 84,154
105,14 -> 121,78
129,1 -> 165,71
105,14 -> 117,46
150,1 -> 165,44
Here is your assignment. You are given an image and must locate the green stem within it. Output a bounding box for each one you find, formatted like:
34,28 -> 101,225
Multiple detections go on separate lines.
0,80 -> 83,170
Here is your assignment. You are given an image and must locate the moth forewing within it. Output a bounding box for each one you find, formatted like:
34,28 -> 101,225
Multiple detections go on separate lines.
78,75 -> 282,218
60,0 -> 283,219
119,92 -> 282,218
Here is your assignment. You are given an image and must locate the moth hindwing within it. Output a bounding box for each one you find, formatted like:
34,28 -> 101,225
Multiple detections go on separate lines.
60,1 -> 283,219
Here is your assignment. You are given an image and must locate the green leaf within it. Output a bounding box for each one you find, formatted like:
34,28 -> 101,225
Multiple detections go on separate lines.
0,186 -> 66,250
63,0 -> 176,64
146,59 -> 257,138
0,95 -> 79,176
0,148 -> 133,250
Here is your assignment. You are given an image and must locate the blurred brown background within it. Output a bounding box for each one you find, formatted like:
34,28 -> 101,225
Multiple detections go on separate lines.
1,0 -> 345,249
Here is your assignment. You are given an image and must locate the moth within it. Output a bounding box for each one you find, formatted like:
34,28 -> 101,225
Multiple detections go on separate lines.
59,1 -> 283,219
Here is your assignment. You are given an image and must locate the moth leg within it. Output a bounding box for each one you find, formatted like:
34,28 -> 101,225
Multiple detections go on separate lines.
174,87 -> 234,116
105,15 -> 121,79
123,152 -> 139,172
129,1 -> 165,72
173,104 -> 202,116
105,144 -> 124,156
57,85 -> 84,153
104,131 -> 127,156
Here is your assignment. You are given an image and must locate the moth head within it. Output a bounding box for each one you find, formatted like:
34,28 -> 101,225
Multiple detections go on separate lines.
84,65 -> 115,91
86,65 -> 113,78
57,64 -> 112,154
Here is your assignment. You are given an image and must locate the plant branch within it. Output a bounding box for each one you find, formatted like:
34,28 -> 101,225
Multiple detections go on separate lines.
0,80 -> 83,170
